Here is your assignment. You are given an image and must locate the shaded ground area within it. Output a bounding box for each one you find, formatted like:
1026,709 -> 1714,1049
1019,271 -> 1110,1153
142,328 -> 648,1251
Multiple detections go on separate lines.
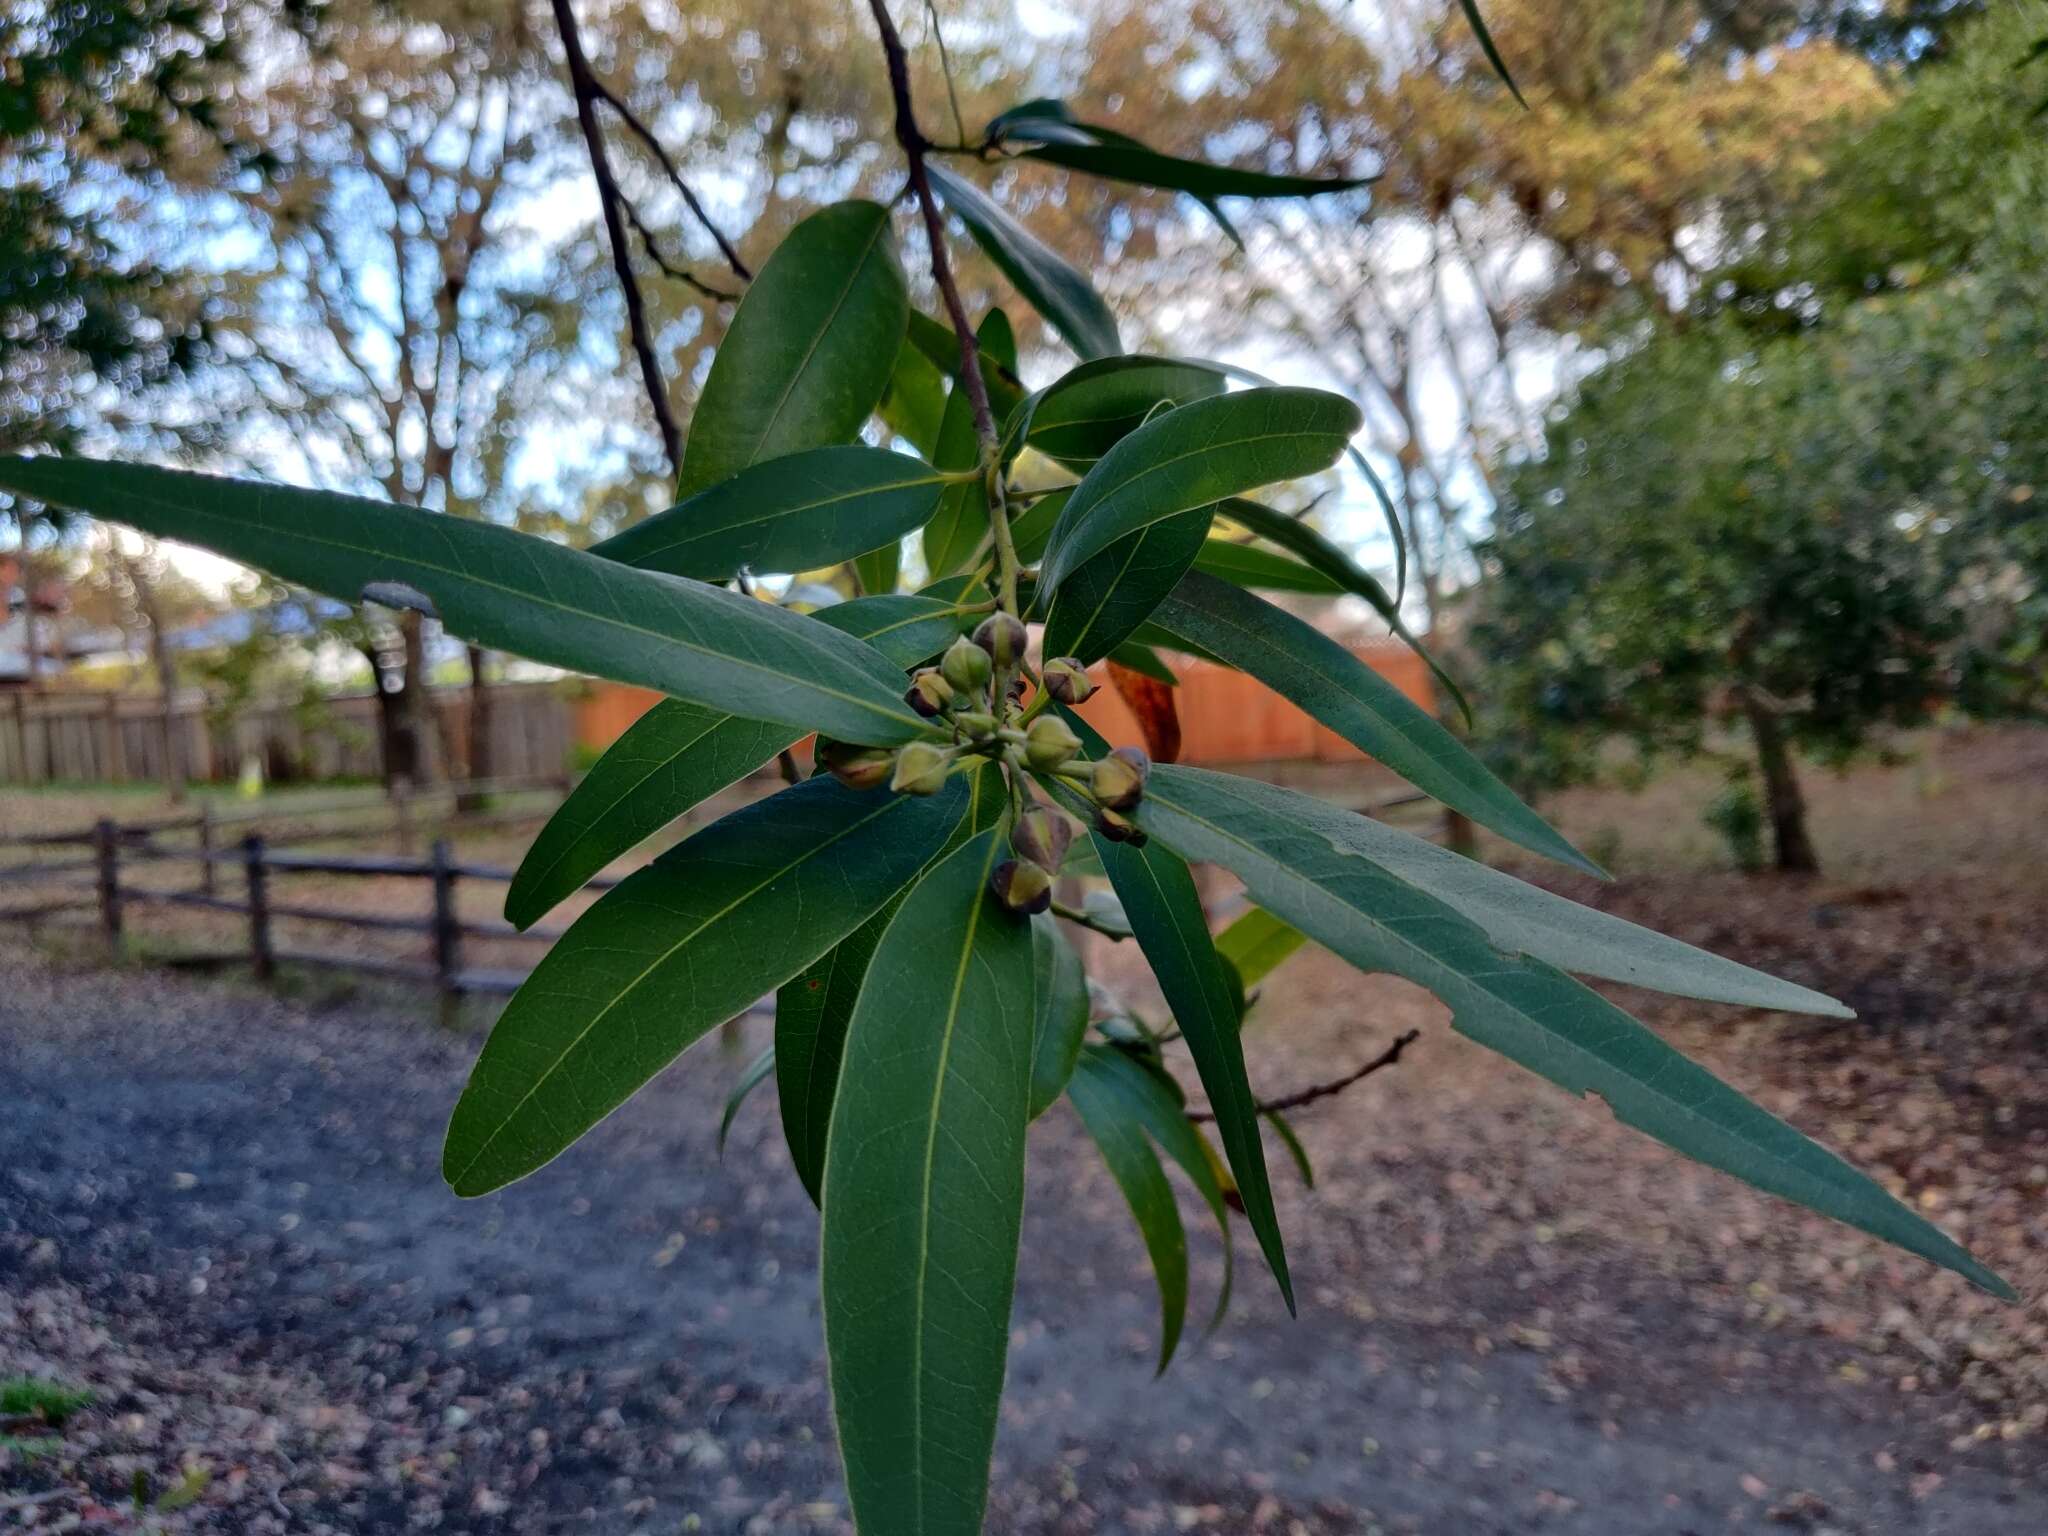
3,725 -> 2044,1533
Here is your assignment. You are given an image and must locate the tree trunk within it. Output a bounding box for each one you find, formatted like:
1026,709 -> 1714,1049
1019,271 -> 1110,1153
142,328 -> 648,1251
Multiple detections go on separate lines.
1740,691 -> 1819,875
457,643 -> 493,812
396,609 -> 438,786
131,562 -> 186,803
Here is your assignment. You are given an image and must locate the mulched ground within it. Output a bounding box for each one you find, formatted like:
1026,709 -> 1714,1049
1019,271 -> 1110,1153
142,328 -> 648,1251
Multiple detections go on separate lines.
3,727 -> 2045,1533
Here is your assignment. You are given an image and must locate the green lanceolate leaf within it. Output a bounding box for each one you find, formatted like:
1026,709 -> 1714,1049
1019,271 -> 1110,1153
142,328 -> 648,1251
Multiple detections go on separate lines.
1265,1109 -> 1315,1189
905,308 -> 1030,409
1215,496 -> 1468,719
718,1045 -> 777,1157
777,763 -> 1010,1206
1045,754 -> 1292,1313
924,311 -> 1017,577
1077,1044 -> 1236,1330
1014,355 -> 1228,470
1191,537 -> 1343,594
1007,486 -> 1071,566
500,592 -> 975,930
1455,0 -> 1527,108
1215,905 -> 1308,994
1154,767 -> 1848,1016
1132,766 -> 2010,1297
1149,571 -> 1599,875
880,335 -> 948,459
1040,507 -> 1212,664
593,447 -> 957,581
1028,915 -> 1090,1118
1040,388 -> 1363,596
679,200 -> 909,495
443,774 -> 971,1197
0,456 -> 935,750
927,160 -> 1121,360
1066,1053 -> 1189,1372
821,829 -> 1037,1536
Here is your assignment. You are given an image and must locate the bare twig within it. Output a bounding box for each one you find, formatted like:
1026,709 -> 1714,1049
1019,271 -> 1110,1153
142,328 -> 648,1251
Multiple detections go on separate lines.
620,194 -> 742,302
1188,1030 -> 1421,1122
862,0 -> 1025,617
548,0 -> 684,473
587,76 -> 752,283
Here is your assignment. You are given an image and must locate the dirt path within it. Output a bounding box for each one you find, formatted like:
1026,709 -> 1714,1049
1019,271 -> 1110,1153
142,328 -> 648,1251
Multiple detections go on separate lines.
2,947 -> 2040,1534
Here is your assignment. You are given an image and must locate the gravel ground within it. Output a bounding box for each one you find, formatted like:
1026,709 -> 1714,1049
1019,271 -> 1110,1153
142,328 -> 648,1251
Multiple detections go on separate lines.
2,921 -> 2042,1535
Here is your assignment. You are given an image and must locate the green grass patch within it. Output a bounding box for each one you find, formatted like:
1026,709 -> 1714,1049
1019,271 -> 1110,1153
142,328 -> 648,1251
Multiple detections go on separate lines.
1,1375 -> 94,1427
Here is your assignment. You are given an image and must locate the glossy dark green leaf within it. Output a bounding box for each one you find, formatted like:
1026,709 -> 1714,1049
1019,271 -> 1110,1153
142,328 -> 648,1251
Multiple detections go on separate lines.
718,1046 -> 777,1157
1007,486 -> 1071,566
1028,915 -> 1090,1118
924,311 -> 1016,577
1150,571 -> 1599,875
1215,906 -> 1308,993
1040,388 -> 1362,596
1066,1052 -> 1188,1372
775,762 -> 1011,1206
503,593 -> 977,929
679,200 -> 908,495
443,774 -> 972,1197
1045,752 -> 1292,1313
0,456 -> 936,750
904,308 -> 1031,415
1191,537 -> 1343,594
927,160 -> 1121,360
1133,766 -> 2009,1297
879,335 -> 948,459
821,829 -> 1037,1536
593,447 -> 956,581
1214,496 -> 1468,720
1012,355 -> 1228,470
1041,507 -> 1212,664
1265,1109 -> 1314,1189
1456,0 -> 1527,107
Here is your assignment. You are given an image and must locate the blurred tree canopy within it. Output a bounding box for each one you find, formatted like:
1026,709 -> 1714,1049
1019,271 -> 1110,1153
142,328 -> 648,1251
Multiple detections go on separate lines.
1471,2 -> 2048,871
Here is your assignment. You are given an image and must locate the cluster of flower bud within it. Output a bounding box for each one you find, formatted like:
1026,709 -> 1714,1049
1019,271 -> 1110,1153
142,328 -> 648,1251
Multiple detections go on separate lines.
989,806 -> 1074,915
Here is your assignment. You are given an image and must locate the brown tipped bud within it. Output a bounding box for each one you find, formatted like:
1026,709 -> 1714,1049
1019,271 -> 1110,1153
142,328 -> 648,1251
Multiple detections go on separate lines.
1041,656 -> 1094,705
973,612 -> 1029,668
820,740 -> 894,791
1006,675 -> 1029,705
1011,807 -> 1073,871
1023,715 -> 1082,772
989,858 -> 1053,915
940,633 -> 992,693
1094,806 -> 1147,846
1089,746 -> 1151,810
905,668 -> 955,718
889,741 -> 951,796
952,709 -> 999,743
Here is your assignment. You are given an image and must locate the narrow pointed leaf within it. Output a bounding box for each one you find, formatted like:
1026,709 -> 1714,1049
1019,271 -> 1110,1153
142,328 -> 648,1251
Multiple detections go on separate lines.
1150,571 -> 1598,875
1133,767 -> 2009,1297
924,311 -> 1016,577
679,200 -> 908,495
992,101 -> 1374,201
1067,1055 -> 1189,1372
1265,1109 -> 1315,1189
593,447 -> 954,581
1014,355 -> 1227,470
1191,538 -> 1343,594
1008,486 -> 1071,565
503,588 -> 978,929
1041,507 -> 1212,663
443,775 -> 971,1197
718,1046 -> 777,1156
1456,0 -> 1527,107
1158,767 -> 1847,1016
0,456 -> 935,749
1215,906 -> 1308,993
822,830 -> 1037,1536
905,308 -> 1029,406
1028,915 -> 1090,1118
879,336 -> 948,459
927,160 -> 1121,360
1040,388 -> 1362,595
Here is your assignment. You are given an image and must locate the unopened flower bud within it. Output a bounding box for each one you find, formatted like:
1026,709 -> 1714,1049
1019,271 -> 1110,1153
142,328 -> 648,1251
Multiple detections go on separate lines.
940,633 -> 992,693
1023,715 -> 1082,772
820,740 -> 894,791
890,741 -> 951,796
952,709 -> 999,743
1041,656 -> 1094,705
1011,806 -> 1073,871
905,668 -> 955,718
973,612 -> 1029,669
1089,746 -> 1150,810
989,857 -> 1054,915
1094,806 -> 1147,846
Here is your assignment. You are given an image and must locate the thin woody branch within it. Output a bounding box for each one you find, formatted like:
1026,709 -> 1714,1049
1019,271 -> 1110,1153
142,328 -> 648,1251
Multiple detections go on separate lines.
621,194 -> 742,302
1189,1029 -> 1421,1122
587,74 -> 752,283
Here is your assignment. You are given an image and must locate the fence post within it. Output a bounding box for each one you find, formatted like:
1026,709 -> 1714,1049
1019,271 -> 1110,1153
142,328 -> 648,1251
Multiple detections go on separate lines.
244,835 -> 274,982
196,802 -> 216,897
93,818 -> 123,958
429,837 -> 461,1026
